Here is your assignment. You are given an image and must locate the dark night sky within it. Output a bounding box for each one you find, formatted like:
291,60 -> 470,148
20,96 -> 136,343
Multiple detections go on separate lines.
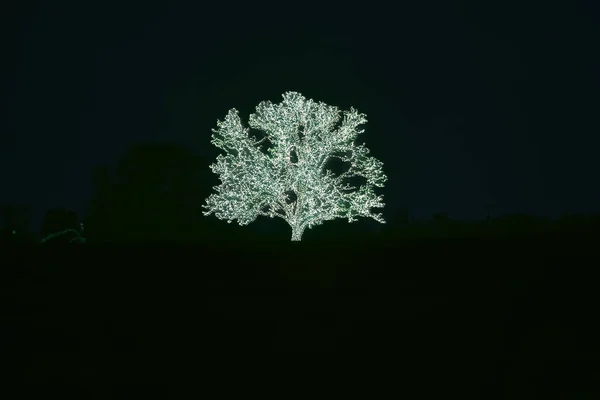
2,0 -> 598,232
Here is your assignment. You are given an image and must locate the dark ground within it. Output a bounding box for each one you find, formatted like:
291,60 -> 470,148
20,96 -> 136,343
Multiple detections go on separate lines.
1,235 -> 599,398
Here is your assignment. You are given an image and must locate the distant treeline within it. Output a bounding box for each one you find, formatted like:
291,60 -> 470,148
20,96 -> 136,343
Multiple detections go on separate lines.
1,141 -> 599,243
2,207 -> 599,244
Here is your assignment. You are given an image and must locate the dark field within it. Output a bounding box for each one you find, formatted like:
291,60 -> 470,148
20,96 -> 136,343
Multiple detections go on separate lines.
2,237 -> 599,398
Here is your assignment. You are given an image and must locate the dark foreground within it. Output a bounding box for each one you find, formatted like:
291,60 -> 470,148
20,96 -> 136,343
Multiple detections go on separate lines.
2,235 -> 599,398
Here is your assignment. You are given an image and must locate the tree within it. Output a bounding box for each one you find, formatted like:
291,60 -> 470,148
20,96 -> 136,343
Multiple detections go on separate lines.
40,208 -> 85,243
203,91 -> 387,241
85,142 -> 212,242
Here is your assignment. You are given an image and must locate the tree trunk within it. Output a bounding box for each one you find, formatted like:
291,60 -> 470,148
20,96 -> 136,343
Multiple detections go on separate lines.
291,224 -> 305,241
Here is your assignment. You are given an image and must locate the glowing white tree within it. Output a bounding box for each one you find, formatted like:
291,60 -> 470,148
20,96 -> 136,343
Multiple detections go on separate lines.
203,91 -> 387,241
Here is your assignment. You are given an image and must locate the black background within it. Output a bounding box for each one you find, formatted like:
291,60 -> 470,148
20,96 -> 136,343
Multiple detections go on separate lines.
1,0 -> 600,397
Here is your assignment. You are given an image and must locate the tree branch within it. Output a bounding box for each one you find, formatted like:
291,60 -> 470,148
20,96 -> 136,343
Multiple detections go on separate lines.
258,210 -> 286,219
318,154 -> 330,172
258,203 -> 287,219
335,169 -> 357,183
254,136 -> 269,146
